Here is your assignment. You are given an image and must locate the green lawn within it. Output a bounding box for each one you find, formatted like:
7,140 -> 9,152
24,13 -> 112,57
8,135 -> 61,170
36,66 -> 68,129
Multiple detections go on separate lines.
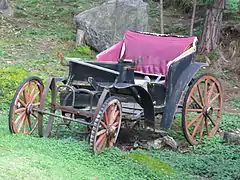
0,0 -> 240,179
1,111 -> 240,180
0,114 -> 188,180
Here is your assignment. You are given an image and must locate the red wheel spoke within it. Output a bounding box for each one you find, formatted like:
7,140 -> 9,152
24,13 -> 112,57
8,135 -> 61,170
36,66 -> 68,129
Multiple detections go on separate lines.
186,109 -> 202,112
187,113 -> 203,128
96,129 -> 106,137
29,85 -> 37,102
96,133 -> 106,147
100,121 -> 107,128
23,89 -> 29,103
17,114 -> 27,133
191,95 -> 203,108
31,91 -> 40,103
191,116 -> 202,138
97,134 -> 107,152
104,111 -> 109,125
204,79 -> 208,105
18,98 -> 26,107
207,82 -> 215,102
109,105 -> 117,124
112,121 -> 119,128
199,117 -> 205,141
14,111 -> 26,125
209,93 -> 220,106
15,107 -> 25,114
197,84 -> 204,105
97,139 -> 107,152
111,110 -> 120,124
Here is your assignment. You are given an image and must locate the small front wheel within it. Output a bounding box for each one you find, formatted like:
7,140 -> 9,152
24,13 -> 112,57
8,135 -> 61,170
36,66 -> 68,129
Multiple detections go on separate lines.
90,96 -> 122,153
8,76 -> 43,135
182,73 -> 223,145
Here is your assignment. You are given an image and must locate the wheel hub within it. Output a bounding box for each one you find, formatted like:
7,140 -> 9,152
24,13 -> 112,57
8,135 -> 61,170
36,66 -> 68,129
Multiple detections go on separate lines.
203,106 -> 213,116
106,125 -> 115,136
26,103 -> 32,115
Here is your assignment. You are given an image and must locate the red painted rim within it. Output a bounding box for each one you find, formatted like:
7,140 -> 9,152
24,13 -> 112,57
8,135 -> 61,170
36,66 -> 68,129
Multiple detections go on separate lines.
183,75 -> 223,145
11,79 -> 43,134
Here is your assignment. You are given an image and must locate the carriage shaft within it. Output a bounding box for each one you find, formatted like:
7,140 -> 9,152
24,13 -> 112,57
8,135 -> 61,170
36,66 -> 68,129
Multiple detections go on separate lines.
33,108 -> 93,126
53,104 -> 93,118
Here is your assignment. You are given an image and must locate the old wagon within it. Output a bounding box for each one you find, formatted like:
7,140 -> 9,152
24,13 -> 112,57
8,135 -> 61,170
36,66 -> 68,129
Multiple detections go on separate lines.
8,30 -> 223,153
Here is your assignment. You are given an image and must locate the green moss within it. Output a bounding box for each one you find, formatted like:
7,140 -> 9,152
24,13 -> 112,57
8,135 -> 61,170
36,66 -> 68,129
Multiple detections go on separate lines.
229,97 -> 240,110
64,45 -> 97,60
125,153 -> 176,175
220,111 -> 240,132
0,65 -> 29,109
0,47 -> 5,58
225,0 -> 239,12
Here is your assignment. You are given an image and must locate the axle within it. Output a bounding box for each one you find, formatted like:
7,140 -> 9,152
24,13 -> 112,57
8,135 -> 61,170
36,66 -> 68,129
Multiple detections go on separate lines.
32,108 -> 94,126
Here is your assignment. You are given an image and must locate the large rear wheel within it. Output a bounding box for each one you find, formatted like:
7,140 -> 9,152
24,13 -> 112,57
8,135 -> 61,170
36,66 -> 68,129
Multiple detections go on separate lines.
9,76 -> 43,135
182,73 -> 223,145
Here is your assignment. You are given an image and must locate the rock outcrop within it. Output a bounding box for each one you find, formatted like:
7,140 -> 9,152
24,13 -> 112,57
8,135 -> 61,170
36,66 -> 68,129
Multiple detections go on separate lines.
75,0 -> 148,52
0,0 -> 12,16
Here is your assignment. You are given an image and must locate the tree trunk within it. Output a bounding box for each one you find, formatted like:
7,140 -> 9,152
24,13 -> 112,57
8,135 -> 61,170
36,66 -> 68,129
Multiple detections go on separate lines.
199,0 -> 225,53
159,0 -> 164,34
190,0 -> 197,36
238,0 -> 240,14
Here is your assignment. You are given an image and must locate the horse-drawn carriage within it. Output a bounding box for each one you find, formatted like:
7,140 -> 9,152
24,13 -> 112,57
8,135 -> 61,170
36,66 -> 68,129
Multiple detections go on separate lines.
9,30 -> 223,153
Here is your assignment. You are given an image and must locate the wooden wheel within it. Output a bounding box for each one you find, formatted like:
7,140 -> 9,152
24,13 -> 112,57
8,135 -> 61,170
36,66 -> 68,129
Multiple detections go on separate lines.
182,73 -> 223,145
90,96 -> 122,153
9,76 -> 43,135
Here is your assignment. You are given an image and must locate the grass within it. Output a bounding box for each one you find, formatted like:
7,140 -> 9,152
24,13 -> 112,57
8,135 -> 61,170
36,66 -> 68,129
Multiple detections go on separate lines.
229,97 -> 240,111
151,136 -> 240,180
1,110 -> 239,180
0,0 -> 98,78
166,110 -> 240,145
0,114 -> 190,180
0,0 -> 98,110
0,0 -> 240,179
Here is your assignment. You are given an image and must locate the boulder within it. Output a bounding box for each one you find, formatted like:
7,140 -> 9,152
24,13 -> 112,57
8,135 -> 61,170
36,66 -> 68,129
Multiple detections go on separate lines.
75,0 -> 148,52
0,0 -> 12,16
223,130 -> 240,145
147,135 -> 178,150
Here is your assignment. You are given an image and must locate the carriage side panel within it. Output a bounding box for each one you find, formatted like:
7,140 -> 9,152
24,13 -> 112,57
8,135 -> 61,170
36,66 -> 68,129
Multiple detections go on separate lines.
161,54 -> 208,129
67,61 -> 119,84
